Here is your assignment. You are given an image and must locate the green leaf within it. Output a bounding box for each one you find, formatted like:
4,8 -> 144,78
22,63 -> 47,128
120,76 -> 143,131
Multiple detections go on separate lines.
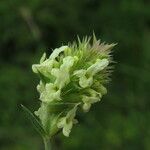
21,104 -> 47,137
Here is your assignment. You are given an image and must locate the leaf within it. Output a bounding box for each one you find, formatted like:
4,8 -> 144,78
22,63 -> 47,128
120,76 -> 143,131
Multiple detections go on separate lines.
21,104 -> 47,137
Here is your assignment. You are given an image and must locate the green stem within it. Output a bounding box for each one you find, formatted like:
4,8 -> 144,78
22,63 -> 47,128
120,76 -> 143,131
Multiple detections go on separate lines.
43,137 -> 51,150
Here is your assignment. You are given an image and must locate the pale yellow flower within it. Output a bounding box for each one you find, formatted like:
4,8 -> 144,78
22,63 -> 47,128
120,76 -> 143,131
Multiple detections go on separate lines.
32,36 -> 115,137
57,104 -> 78,137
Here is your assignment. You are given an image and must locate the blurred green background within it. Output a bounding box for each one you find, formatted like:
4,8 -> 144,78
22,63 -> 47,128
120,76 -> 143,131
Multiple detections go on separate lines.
0,0 -> 150,149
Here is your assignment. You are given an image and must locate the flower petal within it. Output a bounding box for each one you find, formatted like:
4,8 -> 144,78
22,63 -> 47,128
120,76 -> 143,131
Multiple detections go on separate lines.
40,52 -> 46,63
40,83 -> 61,102
57,117 -> 66,128
52,56 -> 75,89
32,59 -> 54,77
57,104 -> 79,137
49,46 -> 68,60
62,121 -> 73,137
87,58 -> 109,76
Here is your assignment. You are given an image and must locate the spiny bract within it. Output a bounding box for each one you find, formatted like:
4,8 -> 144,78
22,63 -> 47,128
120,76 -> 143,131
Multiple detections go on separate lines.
32,36 -> 115,137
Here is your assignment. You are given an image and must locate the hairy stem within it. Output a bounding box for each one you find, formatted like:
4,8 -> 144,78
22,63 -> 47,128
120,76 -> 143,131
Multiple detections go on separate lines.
43,137 -> 51,150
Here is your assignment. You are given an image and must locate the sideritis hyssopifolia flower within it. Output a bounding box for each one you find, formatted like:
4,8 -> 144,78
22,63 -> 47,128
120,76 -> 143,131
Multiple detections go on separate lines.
22,35 -> 115,150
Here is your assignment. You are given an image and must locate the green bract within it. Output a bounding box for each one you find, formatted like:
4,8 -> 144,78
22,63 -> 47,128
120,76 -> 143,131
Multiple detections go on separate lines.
32,36 -> 115,137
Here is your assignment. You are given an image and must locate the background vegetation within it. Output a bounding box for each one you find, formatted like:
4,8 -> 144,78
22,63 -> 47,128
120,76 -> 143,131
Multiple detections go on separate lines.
0,0 -> 150,149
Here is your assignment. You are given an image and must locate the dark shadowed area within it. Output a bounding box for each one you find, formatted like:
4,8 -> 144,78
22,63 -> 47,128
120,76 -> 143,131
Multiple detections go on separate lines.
0,0 -> 150,150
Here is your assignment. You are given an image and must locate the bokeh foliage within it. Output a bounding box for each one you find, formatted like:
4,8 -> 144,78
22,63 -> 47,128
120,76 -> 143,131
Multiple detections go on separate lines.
0,0 -> 150,149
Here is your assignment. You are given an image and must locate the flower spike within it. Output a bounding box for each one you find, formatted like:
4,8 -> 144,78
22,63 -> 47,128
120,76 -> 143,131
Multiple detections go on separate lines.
32,35 -> 115,137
